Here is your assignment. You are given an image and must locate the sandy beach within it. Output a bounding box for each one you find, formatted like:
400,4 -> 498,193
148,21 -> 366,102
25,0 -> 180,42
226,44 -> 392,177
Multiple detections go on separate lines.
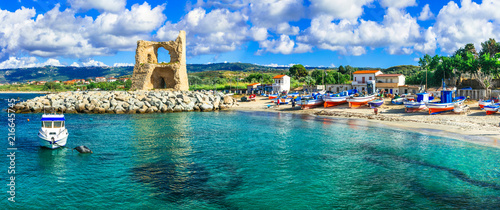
232,96 -> 500,148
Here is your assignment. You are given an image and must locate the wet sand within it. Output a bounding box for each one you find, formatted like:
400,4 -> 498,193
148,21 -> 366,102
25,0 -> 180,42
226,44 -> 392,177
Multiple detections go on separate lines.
232,96 -> 500,148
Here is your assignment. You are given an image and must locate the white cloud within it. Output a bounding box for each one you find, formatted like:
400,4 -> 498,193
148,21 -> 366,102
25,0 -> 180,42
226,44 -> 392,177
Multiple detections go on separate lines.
432,0 -> 500,53
309,0 -> 374,20
276,22 -> 299,35
379,0 -> 416,8
249,0 -> 305,27
113,63 -> 133,67
298,8 -> 424,55
257,35 -> 312,54
418,4 -> 434,21
0,2 -> 166,59
0,57 -> 63,69
82,59 -> 107,67
68,0 -> 126,13
70,62 -> 80,67
155,8 -> 249,56
250,27 -> 268,41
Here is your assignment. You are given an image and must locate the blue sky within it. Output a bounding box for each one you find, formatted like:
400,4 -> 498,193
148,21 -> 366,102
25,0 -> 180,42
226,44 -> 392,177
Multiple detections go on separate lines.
0,0 -> 497,69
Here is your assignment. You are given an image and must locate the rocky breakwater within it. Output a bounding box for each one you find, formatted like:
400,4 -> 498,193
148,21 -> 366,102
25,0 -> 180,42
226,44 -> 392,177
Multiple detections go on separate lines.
13,90 -> 237,114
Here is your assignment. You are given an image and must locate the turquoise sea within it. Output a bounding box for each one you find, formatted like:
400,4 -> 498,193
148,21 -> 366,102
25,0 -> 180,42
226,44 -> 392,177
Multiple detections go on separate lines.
1,93 -> 500,209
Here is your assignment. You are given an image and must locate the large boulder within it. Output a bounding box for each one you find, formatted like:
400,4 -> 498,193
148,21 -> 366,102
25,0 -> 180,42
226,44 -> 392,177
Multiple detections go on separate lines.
200,103 -> 213,112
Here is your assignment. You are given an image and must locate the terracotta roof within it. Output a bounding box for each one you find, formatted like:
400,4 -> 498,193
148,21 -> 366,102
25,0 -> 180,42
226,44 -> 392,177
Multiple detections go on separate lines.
352,70 -> 381,74
247,83 -> 260,86
273,75 -> 287,79
376,74 -> 403,77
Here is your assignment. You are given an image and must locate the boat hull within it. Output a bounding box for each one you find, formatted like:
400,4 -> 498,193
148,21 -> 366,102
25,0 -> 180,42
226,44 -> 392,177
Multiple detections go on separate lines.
404,102 -> 427,113
38,134 -> 68,149
347,95 -> 375,108
478,100 -> 492,109
300,100 -> 324,110
484,106 -> 499,115
426,103 -> 455,115
368,99 -> 384,108
323,96 -> 347,108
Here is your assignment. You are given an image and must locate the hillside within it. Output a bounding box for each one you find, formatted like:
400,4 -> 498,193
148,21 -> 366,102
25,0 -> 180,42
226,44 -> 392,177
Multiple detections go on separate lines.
0,63 -> 420,83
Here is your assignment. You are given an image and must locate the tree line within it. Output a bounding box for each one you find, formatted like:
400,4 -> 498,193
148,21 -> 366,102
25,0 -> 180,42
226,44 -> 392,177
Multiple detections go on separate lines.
409,38 -> 500,90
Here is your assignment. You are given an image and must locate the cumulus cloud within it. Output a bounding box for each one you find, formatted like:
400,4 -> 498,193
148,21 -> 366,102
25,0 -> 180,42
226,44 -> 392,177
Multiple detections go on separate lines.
68,0 -> 126,13
0,57 -> 63,69
0,2 -> 166,59
249,0 -> 305,27
309,0 -> 374,20
155,7 -> 249,56
257,35 -> 312,54
82,59 -> 107,67
113,63 -> 133,67
297,7 -> 424,55
379,0 -> 416,8
418,4 -> 434,21
432,0 -> 500,53
70,62 -> 80,67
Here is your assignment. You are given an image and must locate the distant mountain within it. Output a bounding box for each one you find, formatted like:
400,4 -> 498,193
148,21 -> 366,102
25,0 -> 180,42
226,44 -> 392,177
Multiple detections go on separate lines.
0,63 -> 418,83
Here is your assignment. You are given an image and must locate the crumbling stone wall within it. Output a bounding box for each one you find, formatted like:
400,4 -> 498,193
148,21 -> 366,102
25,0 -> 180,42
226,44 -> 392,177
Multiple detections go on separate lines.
131,30 -> 189,91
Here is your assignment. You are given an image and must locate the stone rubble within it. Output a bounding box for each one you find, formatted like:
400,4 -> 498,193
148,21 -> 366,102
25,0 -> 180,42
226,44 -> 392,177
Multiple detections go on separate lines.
13,90 -> 237,114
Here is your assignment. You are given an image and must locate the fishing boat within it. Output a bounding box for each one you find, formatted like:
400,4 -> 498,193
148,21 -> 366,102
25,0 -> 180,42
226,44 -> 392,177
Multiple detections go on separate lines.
38,112 -> 69,149
391,97 -> 404,105
324,89 -> 357,108
368,98 -> 384,108
347,94 -> 376,108
426,90 -> 466,115
273,96 -> 291,105
404,93 -> 431,113
478,99 -> 493,109
268,94 -> 278,100
483,104 -> 499,115
299,93 -> 324,109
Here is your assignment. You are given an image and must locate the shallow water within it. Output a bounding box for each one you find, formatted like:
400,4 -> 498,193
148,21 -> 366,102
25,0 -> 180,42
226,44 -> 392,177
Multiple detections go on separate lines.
1,93 -> 500,209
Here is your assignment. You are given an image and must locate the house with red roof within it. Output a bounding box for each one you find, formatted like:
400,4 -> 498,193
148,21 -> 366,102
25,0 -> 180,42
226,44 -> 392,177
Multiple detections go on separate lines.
247,82 -> 260,93
376,74 -> 407,95
351,70 -> 383,92
272,75 -> 290,93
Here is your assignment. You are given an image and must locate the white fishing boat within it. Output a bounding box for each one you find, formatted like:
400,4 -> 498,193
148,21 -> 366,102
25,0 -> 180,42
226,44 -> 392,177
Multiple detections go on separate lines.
347,94 -> 376,108
38,113 -> 69,149
298,94 -> 324,109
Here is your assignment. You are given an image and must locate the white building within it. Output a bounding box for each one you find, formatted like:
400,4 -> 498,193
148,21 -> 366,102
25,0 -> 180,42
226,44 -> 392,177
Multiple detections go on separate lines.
272,75 -> 290,93
351,70 -> 383,92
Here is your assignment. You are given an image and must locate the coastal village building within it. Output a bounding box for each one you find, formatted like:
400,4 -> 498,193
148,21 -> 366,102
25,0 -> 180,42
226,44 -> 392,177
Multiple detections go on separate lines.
272,75 -> 290,93
247,83 -> 260,93
95,77 -> 106,82
352,70 -> 383,92
107,77 -> 117,82
376,74 -> 405,94
323,70 -> 422,94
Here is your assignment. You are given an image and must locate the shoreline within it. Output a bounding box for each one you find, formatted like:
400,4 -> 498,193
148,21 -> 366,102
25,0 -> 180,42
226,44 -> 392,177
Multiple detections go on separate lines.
0,91 -> 50,94
232,96 -> 500,149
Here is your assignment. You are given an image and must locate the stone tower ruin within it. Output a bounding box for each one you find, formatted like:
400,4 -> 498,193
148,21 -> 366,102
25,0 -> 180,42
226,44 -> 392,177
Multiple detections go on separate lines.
130,30 -> 189,91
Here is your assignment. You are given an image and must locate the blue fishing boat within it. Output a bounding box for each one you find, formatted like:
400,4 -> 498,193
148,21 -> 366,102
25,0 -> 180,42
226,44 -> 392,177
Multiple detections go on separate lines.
426,90 -> 465,115
368,98 -> 384,108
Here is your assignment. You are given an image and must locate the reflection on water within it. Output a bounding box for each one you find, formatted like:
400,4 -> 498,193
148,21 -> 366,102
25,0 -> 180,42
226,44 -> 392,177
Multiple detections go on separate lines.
38,147 -> 68,183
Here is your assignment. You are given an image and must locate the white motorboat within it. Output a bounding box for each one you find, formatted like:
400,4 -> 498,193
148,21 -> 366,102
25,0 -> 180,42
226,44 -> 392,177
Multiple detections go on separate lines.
38,113 -> 69,149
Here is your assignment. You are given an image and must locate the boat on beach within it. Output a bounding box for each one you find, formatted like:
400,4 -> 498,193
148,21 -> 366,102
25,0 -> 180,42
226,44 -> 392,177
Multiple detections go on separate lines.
404,92 -> 432,113
347,94 -> 376,108
299,93 -> 324,109
483,104 -> 499,115
324,89 -> 357,108
368,98 -> 384,108
38,112 -> 69,149
478,99 -> 493,109
426,90 -> 466,115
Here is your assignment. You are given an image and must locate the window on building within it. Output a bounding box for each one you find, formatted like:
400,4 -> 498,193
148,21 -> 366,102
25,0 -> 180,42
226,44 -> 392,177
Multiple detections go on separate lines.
362,77 -> 365,83
369,77 -> 372,80
390,79 -> 393,83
